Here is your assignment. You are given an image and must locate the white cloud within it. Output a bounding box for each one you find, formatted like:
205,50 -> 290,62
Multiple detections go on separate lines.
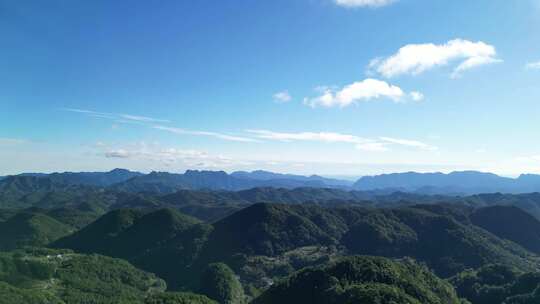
105,149 -> 131,158
370,39 -> 501,78
273,91 -> 292,103
102,143 -> 239,168
303,78 -> 414,108
64,108 -> 257,143
525,61 -> 540,70
153,125 -> 258,143
409,91 -> 424,102
379,137 -> 438,151
246,129 -> 370,144
63,108 -> 116,120
246,129 -> 437,152
335,0 -> 396,8
356,142 -> 389,152
119,114 -> 170,123
451,55 -> 501,79
64,108 -> 170,124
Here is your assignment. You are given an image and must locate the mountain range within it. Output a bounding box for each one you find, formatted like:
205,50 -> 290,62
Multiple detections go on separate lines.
355,171 -> 540,194
4,168 -> 540,303
3,169 -> 540,195
21,202 -> 540,303
6,171 -> 540,224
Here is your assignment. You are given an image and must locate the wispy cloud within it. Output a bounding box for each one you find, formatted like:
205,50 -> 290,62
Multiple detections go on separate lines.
119,114 -> 170,123
409,91 -> 425,102
63,108 -> 116,120
525,61 -> 540,70
335,0 -> 396,8
63,108 -> 170,123
273,91 -> 292,103
64,108 -> 436,152
379,137 -> 438,151
153,125 -> 259,143
246,129 -> 371,144
105,149 -> 132,158
101,142 -> 240,168
369,39 -> 501,78
246,129 -> 437,152
303,78 -> 420,108
64,108 -> 256,143
356,142 -> 390,152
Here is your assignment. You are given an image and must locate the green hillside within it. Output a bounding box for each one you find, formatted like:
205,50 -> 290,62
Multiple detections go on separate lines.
52,208 -> 145,255
451,264 -> 540,304
470,206 -> 540,254
2,178 -> 540,303
253,256 -> 466,304
53,208 -> 213,289
201,204 -> 538,278
0,212 -> 73,250
202,204 -> 339,259
343,206 -> 538,277
52,202 -> 540,299
0,248 -> 214,304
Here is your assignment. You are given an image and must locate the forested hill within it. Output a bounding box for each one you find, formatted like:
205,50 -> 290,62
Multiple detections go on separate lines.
48,203 -> 540,293
8,202 -> 524,303
5,173 -> 540,223
0,248 -> 217,304
253,256 -> 464,304
4,170 -> 540,303
2,192 -> 540,302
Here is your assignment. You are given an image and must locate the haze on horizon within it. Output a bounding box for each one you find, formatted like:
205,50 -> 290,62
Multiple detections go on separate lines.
2,0 -> 540,177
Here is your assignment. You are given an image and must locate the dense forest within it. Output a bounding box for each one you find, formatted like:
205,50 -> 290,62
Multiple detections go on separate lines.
2,170 -> 540,303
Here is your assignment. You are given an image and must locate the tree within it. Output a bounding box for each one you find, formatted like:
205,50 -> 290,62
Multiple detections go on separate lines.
200,263 -> 245,304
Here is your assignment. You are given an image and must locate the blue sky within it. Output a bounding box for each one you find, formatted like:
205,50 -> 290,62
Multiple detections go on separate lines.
1,0 -> 540,176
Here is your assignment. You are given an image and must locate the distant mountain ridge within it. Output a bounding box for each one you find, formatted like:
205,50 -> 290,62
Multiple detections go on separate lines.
0,169 -> 353,193
231,170 -> 354,187
354,170 -> 540,194
1,168 -> 142,189
3,169 -> 540,197
6,169 -> 540,223
47,168 -> 144,186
